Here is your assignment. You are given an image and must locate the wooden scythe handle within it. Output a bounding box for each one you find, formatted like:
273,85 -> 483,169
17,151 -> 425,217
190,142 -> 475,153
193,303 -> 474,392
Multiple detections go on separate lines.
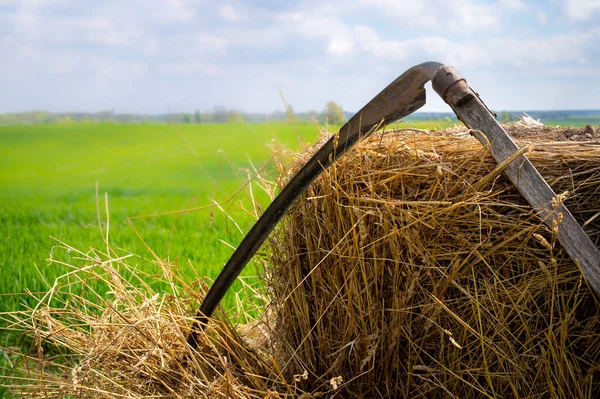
432,65 -> 600,296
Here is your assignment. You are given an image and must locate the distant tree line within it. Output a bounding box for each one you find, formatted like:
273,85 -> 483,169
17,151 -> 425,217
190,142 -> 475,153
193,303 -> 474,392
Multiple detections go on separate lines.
2,106 -> 598,126
170,103 -> 349,125
0,102 -> 352,125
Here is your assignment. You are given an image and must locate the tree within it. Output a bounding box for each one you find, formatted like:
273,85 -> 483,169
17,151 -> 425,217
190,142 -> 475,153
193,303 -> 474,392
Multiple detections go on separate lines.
228,110 -> 244,123
201,111 -> 213,123
182,114 -> 191,123
194,109 -> 201,123
286,104 -> 296,123
213,106 -> 228,123
58,114 -> 74,124
97,109 -> 115,122
323,101 -> 345,125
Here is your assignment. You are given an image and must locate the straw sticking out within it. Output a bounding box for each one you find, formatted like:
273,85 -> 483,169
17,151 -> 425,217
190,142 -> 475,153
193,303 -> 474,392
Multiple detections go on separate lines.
1,243 -> 291,398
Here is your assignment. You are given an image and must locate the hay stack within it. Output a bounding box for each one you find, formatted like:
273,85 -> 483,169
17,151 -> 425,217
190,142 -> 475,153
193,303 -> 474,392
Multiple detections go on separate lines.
267,128 -> 600,397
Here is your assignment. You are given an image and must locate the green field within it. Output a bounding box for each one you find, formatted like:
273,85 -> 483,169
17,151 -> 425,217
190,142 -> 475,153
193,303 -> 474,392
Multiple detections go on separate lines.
542,117 -> 600,127
0,122 -> 330,318
0,117 -> 590,314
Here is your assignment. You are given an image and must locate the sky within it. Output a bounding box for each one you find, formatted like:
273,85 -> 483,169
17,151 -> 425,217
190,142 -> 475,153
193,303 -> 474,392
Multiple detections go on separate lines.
0,0 -> 599,114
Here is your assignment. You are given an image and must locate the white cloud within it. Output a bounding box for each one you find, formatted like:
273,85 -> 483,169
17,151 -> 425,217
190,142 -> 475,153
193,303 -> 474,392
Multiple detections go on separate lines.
327,38 -> 353,56
198,34 -> 229,53
485,37 -> 580,66
359,0 -> 428,19
6,9 -> 143,47
159,62 -> 223,76
499,0 -> 525,9
353,25 -> 409,59
353,25 -> 486,65
447,0 -> 500,32
351,24 -> 599,70
95,59 -> 148,79
281,13 -> 352,40
566,0 -> 600,19
544,65 -> 598,78
85,19 -> 142,46
10,8 -> 41,40
477,28 -> 599,68
537,11 -> 548,24
142,39 -> 160,55
159,0 -> 197,21
220,4 -> 242,22
2,0 -> 68,7
277,12 -> 359,58
193,27 -> 285,54
0,44 -> 149,79
358,0 -> 498,31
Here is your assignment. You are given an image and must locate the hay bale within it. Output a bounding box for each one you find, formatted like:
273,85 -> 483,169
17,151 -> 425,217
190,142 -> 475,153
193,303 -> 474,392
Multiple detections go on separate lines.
267,128 -> 600,397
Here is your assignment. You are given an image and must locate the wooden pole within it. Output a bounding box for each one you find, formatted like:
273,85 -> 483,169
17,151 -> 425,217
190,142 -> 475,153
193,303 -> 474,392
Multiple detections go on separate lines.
432,65 -> 600,296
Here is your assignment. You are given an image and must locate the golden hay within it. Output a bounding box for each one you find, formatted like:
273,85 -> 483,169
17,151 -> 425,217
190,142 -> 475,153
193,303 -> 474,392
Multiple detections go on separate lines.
266,128 -> 600,398
3,126 -> 600,398
1,244 -> 297,398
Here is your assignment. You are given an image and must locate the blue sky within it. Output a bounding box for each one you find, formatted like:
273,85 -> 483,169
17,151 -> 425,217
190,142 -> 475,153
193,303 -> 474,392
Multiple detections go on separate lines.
0,0 -> 599,114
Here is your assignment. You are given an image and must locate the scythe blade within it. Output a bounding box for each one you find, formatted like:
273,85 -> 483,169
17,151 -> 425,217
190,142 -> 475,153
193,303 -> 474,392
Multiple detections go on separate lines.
187,61 -> 444,347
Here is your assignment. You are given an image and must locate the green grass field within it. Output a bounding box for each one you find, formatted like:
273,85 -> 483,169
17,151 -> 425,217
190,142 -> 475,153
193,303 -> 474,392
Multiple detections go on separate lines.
0,117 -> 590,314
542,117 -> 600,127
0,122 -> 329,317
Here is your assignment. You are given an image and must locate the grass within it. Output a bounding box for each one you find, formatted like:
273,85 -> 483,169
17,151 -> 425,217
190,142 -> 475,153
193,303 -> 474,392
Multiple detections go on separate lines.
0,121 -> 329,317
541,117 -> 600,127
5,123 -> 600,398
0,118 -> 447,397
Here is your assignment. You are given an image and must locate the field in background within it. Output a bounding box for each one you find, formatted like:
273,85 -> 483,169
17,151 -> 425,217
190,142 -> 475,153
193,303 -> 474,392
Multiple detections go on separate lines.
543,117 -> 600,127
0,116 -> 590,316
0,122 -> 324,317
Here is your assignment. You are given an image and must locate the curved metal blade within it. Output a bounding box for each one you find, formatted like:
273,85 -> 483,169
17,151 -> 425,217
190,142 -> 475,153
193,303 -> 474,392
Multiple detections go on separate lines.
188,61 -> 443,347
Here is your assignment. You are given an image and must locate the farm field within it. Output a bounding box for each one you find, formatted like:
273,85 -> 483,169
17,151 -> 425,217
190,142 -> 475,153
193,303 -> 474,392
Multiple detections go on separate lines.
0,121 -> 326,317
542,117 -> 600,127
0,116 -> 589,315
